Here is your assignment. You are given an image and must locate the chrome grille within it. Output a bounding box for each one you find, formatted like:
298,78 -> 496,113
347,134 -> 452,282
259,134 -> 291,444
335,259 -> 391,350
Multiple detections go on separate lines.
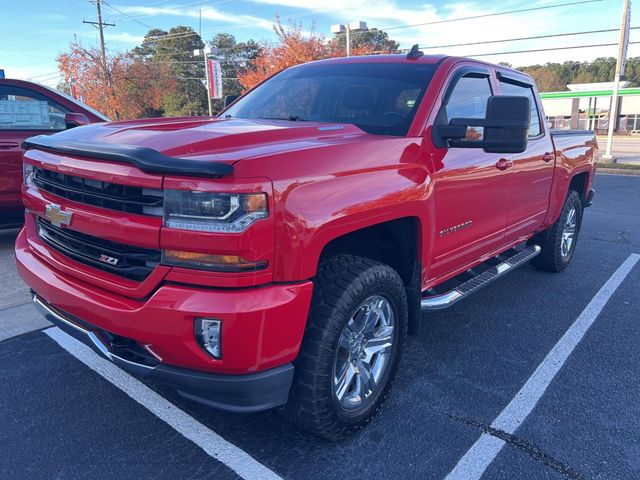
32,167 -> 163,216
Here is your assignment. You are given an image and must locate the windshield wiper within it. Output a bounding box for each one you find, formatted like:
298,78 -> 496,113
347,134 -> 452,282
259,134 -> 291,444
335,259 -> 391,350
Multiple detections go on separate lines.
261,115 -> 306,122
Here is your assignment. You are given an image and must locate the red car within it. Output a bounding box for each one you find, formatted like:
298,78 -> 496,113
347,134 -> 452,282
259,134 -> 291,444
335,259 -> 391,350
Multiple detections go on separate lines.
16,52 -> 596,439
0,79 -> 107,228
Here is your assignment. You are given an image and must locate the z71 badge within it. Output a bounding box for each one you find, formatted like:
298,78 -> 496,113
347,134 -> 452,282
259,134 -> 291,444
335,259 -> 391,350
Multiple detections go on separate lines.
98,254 -> 119,266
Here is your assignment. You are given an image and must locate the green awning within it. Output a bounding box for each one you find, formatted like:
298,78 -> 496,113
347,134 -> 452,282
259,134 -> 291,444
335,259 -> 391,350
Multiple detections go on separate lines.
540,88 -> 640,99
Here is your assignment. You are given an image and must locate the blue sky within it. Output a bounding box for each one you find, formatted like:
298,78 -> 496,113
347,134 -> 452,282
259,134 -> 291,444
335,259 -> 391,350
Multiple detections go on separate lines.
1,0 -> 636,87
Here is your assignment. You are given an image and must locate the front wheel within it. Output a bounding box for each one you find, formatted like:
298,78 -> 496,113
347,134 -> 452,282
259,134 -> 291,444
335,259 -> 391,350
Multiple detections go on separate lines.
283,255 -> 408,440
532,189 -> 584,272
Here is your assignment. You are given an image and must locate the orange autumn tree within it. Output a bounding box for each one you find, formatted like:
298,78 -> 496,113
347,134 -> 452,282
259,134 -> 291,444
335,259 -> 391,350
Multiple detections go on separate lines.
238,19 -> 329,90
239,19 -> 399,90
58,42 -> 175,120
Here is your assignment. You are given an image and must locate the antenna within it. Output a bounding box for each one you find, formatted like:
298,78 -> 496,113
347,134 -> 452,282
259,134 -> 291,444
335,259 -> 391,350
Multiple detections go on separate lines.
406,44 -> 424,60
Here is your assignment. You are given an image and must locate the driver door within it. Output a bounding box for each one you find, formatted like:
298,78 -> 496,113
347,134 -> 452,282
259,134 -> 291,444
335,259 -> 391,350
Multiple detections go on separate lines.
426,68 -> 512,281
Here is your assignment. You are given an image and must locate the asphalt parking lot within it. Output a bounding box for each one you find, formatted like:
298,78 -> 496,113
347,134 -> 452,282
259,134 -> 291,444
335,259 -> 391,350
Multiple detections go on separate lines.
1,173 -> 639,480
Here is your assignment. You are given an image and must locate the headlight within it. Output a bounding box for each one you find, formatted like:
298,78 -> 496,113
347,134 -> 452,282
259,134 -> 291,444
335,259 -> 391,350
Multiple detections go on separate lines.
163,190 -> 268,233
23,163 -> 34,185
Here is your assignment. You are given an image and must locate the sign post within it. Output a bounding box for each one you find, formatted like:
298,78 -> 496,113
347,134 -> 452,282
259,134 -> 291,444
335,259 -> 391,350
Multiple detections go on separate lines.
603,0 -> 631,163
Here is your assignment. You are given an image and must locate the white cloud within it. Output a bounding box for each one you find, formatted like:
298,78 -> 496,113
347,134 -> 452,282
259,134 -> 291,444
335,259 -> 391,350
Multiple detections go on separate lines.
6,66 -> 62,84
245,0 -> 633,66
34,13 -> 66,21
104,32 -> 146,44
115,4 -> 275,33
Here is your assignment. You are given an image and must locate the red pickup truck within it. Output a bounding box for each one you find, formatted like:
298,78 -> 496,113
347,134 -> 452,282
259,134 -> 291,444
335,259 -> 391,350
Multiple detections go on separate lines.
0,79 -> 107,228
16,52 -> 596,440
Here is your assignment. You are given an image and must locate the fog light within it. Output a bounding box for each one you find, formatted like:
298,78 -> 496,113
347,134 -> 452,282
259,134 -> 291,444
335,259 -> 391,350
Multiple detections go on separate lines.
195,318 -> 222,359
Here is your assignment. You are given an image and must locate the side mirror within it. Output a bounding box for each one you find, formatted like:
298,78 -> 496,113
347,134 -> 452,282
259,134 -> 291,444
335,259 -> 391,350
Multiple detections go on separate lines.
438,96 -> 530,154
224,95 -> 239,108
65,112 -> 90,129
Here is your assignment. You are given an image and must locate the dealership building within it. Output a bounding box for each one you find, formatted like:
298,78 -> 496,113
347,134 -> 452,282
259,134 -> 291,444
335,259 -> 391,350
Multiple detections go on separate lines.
540,82 -> 640,134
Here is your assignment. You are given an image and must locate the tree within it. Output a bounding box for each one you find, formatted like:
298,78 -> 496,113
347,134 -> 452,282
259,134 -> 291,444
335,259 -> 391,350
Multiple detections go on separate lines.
516,57 -> 640,90
238,19 -> 402,91
519,66 -> 566,92
133,26 -> 208,116
329,28 -> 398,55
57,42 -> 174,120
238,18 -> 330,90
207,33 -> 261,113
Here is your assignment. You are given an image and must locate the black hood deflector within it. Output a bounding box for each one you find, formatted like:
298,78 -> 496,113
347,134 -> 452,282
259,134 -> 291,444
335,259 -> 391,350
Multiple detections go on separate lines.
22,135 -> 234,178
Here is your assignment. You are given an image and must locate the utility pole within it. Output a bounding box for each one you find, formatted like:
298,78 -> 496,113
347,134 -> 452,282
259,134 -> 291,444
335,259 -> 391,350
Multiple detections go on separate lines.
83,0 -> 115,67
346,25 -> 351,57
83,0 -> 116,118
603,0 -> 631,163
330,21 -> 368,57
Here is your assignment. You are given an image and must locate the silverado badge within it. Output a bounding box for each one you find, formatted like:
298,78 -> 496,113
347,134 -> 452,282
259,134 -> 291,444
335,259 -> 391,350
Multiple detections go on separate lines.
44,204 -> 72,228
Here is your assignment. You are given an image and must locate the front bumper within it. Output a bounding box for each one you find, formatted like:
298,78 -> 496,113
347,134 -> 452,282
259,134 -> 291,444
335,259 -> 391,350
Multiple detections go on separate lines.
34,294 -> 294,412
16,227 -> 314,412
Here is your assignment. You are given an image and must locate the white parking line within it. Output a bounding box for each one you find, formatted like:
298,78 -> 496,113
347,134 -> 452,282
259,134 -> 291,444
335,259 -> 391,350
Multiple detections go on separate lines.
446,253 -> 640,480
44,327 -> 283,480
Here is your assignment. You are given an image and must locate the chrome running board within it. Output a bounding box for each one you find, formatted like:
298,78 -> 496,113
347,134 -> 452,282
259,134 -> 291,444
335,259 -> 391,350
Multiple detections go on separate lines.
420,245 -> 541,311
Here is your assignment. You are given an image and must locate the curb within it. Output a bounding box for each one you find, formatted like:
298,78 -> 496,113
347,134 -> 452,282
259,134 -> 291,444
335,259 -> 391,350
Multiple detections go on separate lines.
596,168 -> 640,176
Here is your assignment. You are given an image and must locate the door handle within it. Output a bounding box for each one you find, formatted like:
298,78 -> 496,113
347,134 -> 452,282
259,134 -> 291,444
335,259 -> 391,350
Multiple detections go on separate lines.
542,152 -> 554,162
0,142 -> 20,149
495,158 -> 513,170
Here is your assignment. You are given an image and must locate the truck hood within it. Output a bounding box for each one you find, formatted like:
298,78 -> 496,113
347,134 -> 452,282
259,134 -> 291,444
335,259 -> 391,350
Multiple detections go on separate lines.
51,117 -> 368,165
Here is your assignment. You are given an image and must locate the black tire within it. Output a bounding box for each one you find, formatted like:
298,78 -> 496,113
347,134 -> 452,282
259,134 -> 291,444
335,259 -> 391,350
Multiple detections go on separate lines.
283,255 -> 408,440
532,190 -> 583,272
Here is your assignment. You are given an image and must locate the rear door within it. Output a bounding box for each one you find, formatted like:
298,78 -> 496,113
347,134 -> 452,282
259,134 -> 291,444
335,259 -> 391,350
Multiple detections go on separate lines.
427,67 -> 512,280
496,73 -> 555,239
0,84 -> 69,222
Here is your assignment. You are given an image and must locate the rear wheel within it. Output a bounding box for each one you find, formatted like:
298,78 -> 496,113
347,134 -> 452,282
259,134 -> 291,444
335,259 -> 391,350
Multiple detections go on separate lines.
283,255 -> 408,440
532,190 -> 583,272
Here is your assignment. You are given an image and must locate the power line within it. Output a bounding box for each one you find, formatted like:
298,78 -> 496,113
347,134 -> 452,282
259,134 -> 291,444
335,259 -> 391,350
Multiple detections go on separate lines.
25,71 -> 61,80
381,0 -> 603,31
101,0 -> 153,29
83,0 -> 115,64
465,40 -> 640,58
419,26 -> 640,50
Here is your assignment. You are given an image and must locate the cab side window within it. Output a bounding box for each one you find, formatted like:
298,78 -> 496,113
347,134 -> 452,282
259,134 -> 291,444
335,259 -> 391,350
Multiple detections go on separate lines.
0,86 -> 68,131
498,79 -> 542,138
445,75 -> 493,120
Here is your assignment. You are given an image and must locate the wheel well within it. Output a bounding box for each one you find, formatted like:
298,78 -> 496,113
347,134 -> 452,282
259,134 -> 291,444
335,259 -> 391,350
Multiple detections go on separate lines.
319,217 -> 422,335
569,172 -> 589,203
319,217 -> 420,286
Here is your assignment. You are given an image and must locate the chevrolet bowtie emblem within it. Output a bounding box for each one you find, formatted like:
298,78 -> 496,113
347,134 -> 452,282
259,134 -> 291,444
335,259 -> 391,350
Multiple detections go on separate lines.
45,204 -> 73,228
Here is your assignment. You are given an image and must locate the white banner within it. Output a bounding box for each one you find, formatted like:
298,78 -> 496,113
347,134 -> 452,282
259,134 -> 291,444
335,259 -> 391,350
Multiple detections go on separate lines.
207,58 -> 223,100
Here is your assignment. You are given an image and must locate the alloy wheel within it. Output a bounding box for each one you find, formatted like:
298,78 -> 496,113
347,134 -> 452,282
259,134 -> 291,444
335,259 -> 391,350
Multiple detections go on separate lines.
332,295 -> 395,410
561,206 -> 577,258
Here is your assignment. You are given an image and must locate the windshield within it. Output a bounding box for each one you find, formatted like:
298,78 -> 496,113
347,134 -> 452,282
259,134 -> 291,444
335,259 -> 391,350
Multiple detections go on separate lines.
223,62 -> 437,136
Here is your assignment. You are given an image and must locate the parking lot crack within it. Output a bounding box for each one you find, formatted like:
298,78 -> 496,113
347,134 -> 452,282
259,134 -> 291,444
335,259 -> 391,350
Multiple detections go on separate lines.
446,413 -> 586,480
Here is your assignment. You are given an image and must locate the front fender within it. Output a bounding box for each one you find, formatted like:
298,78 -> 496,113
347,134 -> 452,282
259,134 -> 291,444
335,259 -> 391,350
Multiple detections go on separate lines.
272,166 -> 431,281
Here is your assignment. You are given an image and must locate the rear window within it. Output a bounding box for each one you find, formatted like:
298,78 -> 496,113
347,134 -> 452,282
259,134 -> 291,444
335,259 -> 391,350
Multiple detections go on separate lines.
224,62 -> 438,136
